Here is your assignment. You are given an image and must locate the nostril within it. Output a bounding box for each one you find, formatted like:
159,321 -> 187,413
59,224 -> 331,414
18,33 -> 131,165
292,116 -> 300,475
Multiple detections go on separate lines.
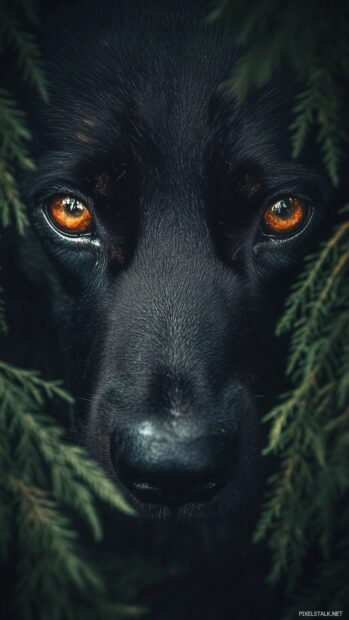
128,477 -> 226,504
128,481 -> 164,503
110,425 -> 234,505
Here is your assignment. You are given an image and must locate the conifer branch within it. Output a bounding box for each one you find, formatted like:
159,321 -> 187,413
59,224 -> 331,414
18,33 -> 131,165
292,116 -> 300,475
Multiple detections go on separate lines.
0,5 -> 47,102
211,0 -> 349,609
0,158 -> 28,233
0,3 -> 139,618
210,0 -> 349,184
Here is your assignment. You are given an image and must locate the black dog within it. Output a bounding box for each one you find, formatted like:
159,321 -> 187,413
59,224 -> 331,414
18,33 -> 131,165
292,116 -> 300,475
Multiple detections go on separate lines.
21,0 -> 330,520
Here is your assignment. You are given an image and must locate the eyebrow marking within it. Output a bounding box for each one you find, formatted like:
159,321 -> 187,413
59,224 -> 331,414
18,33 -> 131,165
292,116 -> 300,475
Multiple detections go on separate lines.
74,117 -> 97,142
82,117 -> 96,126
242,173 -> 264,199
75,131 -> 92,142
234,171 -> 264,202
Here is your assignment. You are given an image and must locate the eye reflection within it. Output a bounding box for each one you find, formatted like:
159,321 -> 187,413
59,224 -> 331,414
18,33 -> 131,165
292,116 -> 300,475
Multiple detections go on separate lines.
48,197 -> 94,235
262,197 -> 308,235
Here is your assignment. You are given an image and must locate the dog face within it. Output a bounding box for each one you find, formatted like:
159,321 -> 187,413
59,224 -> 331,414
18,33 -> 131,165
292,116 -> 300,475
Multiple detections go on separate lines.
25,0 -> 329,517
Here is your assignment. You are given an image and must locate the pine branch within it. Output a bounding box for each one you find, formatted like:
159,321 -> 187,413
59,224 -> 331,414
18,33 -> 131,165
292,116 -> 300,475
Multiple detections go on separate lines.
210,0 -> 349,184
0,158 -> 28,233
0,360 -> 135,619
0,3 -> 143,619
0,360 -> 73,405
21,411 -> 135,516
14,481 -> 104,620
0,6 -> 47,102
254,206 -> 349,601
277,218 -> 349,336
0,88 -> 35,172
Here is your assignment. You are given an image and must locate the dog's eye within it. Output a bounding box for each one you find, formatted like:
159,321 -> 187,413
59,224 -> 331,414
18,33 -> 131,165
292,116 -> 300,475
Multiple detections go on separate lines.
48,196 -> 93,235
262,197 -> 309,236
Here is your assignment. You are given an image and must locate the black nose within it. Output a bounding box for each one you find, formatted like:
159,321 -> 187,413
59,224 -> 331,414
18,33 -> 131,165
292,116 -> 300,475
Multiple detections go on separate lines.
110,421 -> 233,505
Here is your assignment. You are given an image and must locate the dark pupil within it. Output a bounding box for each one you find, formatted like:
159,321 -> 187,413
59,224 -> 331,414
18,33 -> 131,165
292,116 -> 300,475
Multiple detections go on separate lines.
272,198 -> 294,220
64,198 -> 83,217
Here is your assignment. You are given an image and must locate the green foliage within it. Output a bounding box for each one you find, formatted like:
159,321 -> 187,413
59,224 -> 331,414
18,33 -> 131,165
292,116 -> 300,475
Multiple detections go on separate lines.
290,69 -> 345,187
254,209 -> 349,609
0,0 -> 47,100
0,89 -> 31,231
210,0 -> 349,185
0,0 -> 47,233
212,0 -> 349,613
2,0 -> 349,617
0,359 -> 138,620
0,2 -> 144,619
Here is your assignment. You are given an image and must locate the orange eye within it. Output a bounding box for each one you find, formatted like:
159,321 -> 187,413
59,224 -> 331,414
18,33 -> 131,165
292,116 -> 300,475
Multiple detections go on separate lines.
48,196 -> 93,235
263,197 -> 308,235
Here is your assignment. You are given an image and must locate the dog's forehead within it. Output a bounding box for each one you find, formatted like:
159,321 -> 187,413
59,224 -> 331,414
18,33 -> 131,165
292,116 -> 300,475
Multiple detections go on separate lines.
43,1 -> 234,149
34,0 -> 300,194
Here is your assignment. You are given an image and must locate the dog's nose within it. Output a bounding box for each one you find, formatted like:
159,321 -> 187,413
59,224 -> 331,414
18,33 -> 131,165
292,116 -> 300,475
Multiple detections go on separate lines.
110,421 -> 233,504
